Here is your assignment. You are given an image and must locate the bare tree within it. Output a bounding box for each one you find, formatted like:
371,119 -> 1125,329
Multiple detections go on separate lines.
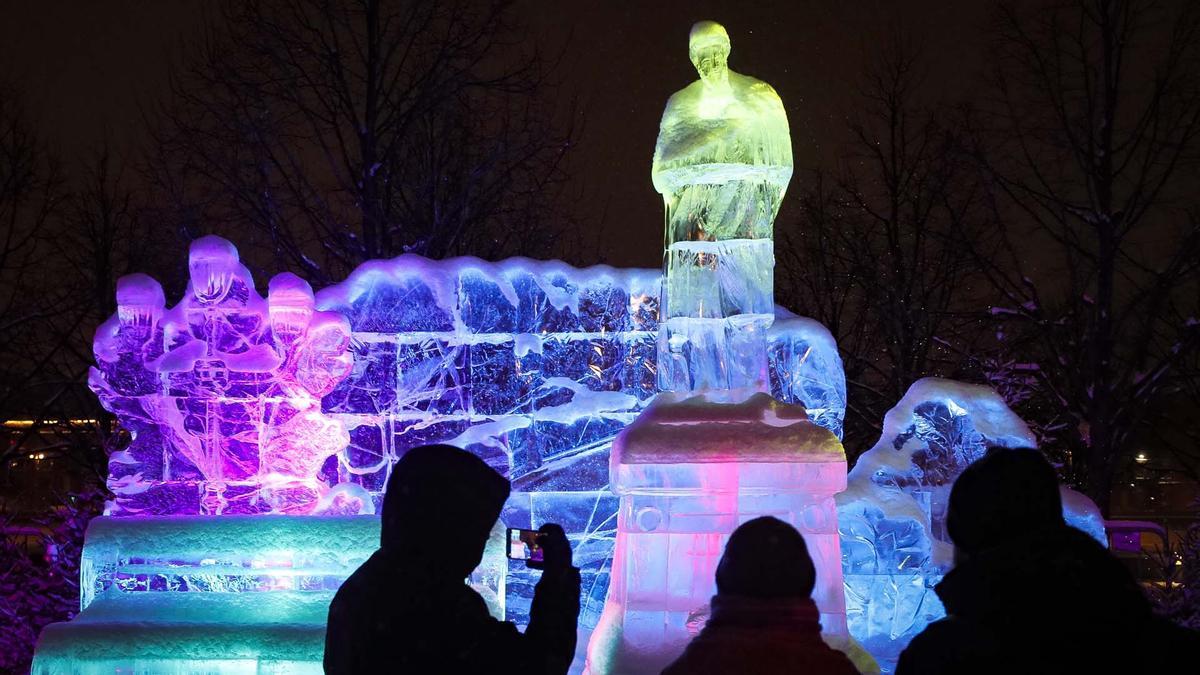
150,0 -> 576,286
970,0 -> 1200,513
0,92 -> 150,485
0,86 -> 76,472
778,39 -> 993,459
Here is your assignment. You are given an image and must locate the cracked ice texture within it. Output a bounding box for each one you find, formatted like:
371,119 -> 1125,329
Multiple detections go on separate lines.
313,253 -> 845,627
35,515 -> 508,674
90,236 -> 358,517
653,20 -> 793,395
836,378 -> 1107,672
87,235 -> 846,630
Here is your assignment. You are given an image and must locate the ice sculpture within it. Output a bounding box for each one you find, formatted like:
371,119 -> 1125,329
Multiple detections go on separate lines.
586,394 -> 848,674
837,378 -> 1107,672
654,20 -> 792,395
89,236 -> 358,516
305,250 -> 847,631
584,21 -> 853,674
38,240 -> 516,674
34,515 -> 509,673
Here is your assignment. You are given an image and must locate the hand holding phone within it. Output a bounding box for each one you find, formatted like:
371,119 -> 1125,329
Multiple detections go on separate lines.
507,527 -> 546,567
506,523 -> 572,571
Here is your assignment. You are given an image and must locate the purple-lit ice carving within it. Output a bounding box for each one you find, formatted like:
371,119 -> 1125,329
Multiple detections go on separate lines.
90,236 -> 358,516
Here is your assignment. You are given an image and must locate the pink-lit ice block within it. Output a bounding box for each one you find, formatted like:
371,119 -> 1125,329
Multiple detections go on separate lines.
585,392 -> 848,674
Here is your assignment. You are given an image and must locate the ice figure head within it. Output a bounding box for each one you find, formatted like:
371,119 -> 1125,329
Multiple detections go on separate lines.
115,274 -> 165,348
268,273 -> 315,349
689,21 -> 730,87
188,235 -> 240,305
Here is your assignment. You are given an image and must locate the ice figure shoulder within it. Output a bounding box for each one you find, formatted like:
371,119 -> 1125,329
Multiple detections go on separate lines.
652,20 -> 793,195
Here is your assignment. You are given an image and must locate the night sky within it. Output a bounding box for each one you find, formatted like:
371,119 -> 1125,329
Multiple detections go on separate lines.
1,0 -> 991,269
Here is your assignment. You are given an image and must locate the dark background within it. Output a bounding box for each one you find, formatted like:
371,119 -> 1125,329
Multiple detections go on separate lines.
0,0 -> 990,267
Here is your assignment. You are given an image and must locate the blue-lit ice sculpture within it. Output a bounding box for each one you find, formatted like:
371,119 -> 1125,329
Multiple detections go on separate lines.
37,232 -> 1106,674
837,378 -> 1106,672
314,252 -> 846,628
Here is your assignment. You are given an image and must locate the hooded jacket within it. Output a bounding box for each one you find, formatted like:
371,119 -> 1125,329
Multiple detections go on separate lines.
897,525 -> 1199,675
323,445 -> 580,674
324,550 -> 579,674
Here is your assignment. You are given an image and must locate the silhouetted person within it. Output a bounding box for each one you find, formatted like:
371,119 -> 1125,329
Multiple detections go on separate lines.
661,516 -> 859,675
324,444 -> 580,674
897,447 -> 1199,674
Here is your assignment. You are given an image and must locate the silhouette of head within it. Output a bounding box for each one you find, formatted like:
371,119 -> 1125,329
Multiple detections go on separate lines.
380,444 -> 510,578
716,516 -> 816,598
947,446 -> 1065,557
689,21 -> 730,85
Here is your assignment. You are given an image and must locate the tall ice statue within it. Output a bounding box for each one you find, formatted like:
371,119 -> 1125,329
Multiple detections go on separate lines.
654,20 -> 792,395
587,21 -> 858,674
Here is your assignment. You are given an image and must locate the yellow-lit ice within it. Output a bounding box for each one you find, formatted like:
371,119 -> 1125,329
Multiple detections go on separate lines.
654,20 -> 794,395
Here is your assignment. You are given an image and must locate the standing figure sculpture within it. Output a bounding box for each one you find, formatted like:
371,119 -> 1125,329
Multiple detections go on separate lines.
587,22 -> 852,675
654,20 -> 792,396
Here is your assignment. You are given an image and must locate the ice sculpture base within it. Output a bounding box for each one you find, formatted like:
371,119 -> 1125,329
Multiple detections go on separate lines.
585,393 -> 848,675
33,515 -> 506,674
34,591 -> 330,675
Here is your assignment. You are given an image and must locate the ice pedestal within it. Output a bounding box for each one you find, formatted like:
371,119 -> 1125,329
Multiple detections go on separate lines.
585,393 -> 847,674
32,515 -> 506,674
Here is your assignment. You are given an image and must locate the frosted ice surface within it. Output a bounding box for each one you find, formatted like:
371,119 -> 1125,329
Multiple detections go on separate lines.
35,515 -> 506,674
34,592 -> 330,675
586,391 -> 847,675
90,237 -> 356,517
653,20 -> 792,396
838,378 -> 1109,672
768,311 -> 846,438
1060,486 -> 1107,545
314,254 -> 844,631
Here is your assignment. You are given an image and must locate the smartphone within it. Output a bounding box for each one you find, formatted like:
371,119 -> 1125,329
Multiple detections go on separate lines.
506,527 -> 546,565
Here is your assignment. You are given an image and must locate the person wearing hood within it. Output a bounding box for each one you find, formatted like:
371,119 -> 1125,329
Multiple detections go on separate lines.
324,444 -> 581,674
897,447 -> 1199,674
661,516 -> 860,675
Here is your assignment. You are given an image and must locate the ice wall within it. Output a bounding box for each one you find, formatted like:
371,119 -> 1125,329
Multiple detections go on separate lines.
837,378 -> 1107,672
314,254 -> 846,626
86,239 -> 846,631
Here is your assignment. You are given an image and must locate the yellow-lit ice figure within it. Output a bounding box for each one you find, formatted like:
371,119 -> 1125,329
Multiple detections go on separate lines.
586,21 -> 855,675
654,20 -> 793,396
